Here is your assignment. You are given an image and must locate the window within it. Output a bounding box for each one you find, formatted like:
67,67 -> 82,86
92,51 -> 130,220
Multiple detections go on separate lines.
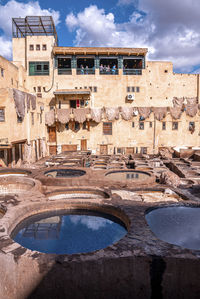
33,87 -> 36,92
65,123 -> 69,130
29,61 -> 49,76
42,44 -> 47,51
132,122 -> 135,128
103,122 -> 112,135
84,86 -> 87,89
189,122 -> 195,133
37,86 -> 41,92
164,70 -> 168,73
70,100 -> 76,108
141,147 -> 147,154
0,108 -> 5,122
1,68 -> 4,77
40,113 -> 42,124
11,78 -> 13,85
162,122 -> 166,130
83,121 -> 87,130
127,87 -> 130,92
139,122 -> 144,130
17,115 -> 23,123
172,122 -> 178,130
31,112 -> 34,125
93,86 -> 97,92
59,101 -> 61,109
80,100 -> 85,108
136,87 -> 140,92
75,122 -> 80,131
29,44 -> 34,51
149,122 -> 152,128
36,44 -> 40,51
89,86 -> 92,91
131,87 -> 135,92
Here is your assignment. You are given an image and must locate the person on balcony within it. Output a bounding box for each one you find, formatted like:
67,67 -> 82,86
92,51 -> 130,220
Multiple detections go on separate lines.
85,65 -> 89,75
112,64 -> 116,74
81,65 -> 84,75
100,64 -> 104,73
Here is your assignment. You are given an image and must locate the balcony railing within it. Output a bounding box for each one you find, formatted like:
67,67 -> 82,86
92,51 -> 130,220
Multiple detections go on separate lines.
76,68 -> 95,75
58,68 -> 72,75
99,68 -> 118,75
123,69 -> 142,75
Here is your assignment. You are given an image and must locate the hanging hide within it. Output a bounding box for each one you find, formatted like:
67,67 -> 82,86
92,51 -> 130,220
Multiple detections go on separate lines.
172,97 -> 184,108
138,107 -> 151,119
13,88 -> 26,119
90,108 -> 103,123
120,107 -> 134,120
57,109 -> 71,124
105,107 -> 119,121
153,107 -> 167,121
45,110 -> 55,126
169,107 -> 182,119
73,108 -> 90,123
185,98 -> 198,117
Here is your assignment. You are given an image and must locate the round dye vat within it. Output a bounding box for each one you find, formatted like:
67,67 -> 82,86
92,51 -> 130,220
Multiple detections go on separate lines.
146,206 -> 200,250
47,189 -> 110,200
105,170 -> 150,181
12,210 -> 127,254
44,169 -> 86,178
0,169 -> 31,177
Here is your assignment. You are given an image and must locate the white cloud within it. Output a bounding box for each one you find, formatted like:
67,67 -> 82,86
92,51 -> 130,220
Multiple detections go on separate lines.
0,0 -> 60,59
65,2 -> 200,72
0,36 -> 12,59
69,215 -> 112,231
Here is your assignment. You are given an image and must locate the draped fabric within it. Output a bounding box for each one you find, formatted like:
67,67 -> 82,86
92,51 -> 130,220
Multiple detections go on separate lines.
57,109 -> 71,124
120,107 -> 134,120
13,88 -> 26,119
90,108 -> 103,123
105,107 -> 119,121
169,107 -> 182,119
45,110 -> 55,126
138,107 -> 151,119
153,107 -> 167,121
185,98 -> 198,117
73,108 -> 90,123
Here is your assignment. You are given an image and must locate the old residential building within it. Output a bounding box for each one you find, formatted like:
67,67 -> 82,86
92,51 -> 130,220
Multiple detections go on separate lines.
1,15 -> 200,162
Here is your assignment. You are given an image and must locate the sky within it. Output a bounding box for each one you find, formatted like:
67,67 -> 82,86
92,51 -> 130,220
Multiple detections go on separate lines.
0,0 -> 200,73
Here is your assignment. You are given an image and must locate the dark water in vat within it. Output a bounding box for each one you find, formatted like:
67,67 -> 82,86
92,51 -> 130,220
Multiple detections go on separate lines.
146,206 -> 200,250
12,210 -> 127,254
106,170 -> 150,181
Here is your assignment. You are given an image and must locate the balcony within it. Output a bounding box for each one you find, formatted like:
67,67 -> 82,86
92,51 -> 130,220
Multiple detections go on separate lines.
76,68 -> 95,75
58,68 -> 72,75
123,69 -> 142,75
99,68 -> 119,75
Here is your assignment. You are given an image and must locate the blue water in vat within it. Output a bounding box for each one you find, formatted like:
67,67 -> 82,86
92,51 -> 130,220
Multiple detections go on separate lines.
12,210 -> 127,254
146,206 -> 200,250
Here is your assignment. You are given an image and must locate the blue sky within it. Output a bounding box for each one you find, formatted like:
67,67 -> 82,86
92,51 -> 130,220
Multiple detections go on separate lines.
0,0 -> 200,73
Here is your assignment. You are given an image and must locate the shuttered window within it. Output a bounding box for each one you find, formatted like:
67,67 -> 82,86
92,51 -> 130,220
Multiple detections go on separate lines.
0,108 -> 5,122
103,122 -> 112,135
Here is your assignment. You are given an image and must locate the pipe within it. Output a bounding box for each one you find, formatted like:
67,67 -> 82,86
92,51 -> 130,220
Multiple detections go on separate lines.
153,113 -> 156,154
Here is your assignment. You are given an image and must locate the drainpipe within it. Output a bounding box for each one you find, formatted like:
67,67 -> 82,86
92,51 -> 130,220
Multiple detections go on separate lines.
153,113 -> 156,155
55,95 -> 58,154
27,111 -> 30,145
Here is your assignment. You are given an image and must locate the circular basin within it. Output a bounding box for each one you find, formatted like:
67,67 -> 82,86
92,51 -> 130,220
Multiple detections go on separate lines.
47,189 -> 110,200
44,169 -> 86,178
0,177 -> 35,194
105,170 -> 151,181
0,169 -> 31,177
12,209 -> 127,254
146,206 -> 200,250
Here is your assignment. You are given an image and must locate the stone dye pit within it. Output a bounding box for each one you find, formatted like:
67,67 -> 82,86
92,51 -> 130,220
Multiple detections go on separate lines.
105,170 -> 151,181
0,177 -> 35,194
146,205 -> 200,250
12,209 -> 127,254
44,169 -> 86,178
47,189 -> 110,200
0,169 -> 31,177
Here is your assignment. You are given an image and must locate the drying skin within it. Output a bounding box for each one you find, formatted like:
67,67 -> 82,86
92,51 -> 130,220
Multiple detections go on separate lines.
45,110 -> 55,126
120,107 -> 134,121
138,107 -> 151,119
73,108 -> 90,123
104,107 -> 120,121
153,107 -> 167,121
57,109 -> 71,124
90,108 -> 103,123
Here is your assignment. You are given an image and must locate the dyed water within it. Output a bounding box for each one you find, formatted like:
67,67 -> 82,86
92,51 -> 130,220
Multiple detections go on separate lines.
106,170 -> 150,181
12,210 -> 127,254
45,169 -> 86,178
146,206 -> 200,250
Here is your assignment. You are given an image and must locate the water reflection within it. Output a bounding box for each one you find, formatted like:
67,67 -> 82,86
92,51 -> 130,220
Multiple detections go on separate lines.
146,206 -> 200,250
13,210 -> 127,254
